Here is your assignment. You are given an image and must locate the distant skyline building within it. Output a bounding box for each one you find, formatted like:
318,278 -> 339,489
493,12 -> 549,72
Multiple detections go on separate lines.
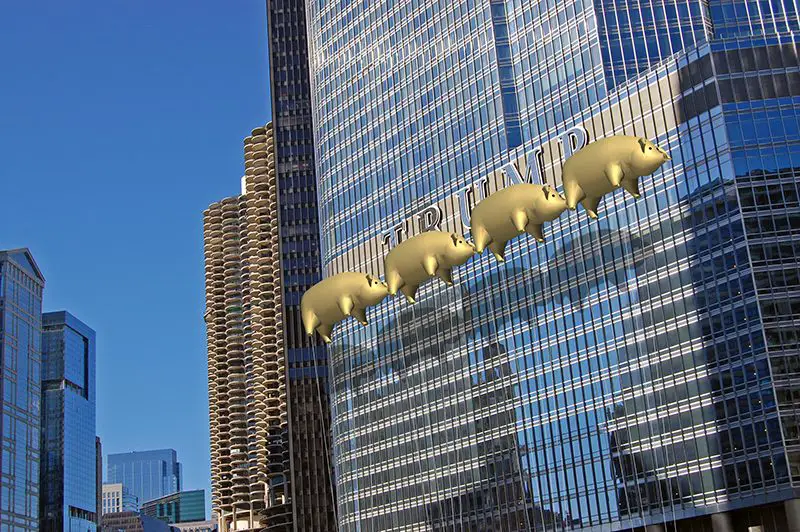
203,121 -> 333,531
140,489 -> 205,524
0,249 -> 45,531
102,483 -> 139,514
306,1 -> 800,531
107,449 -> 182,506
40,310 -> 99,531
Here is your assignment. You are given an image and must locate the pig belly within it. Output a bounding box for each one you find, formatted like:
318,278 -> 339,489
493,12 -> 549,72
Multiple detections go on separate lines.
577,172 -> 616,198
306,293 -> 347,324
481,217 -> 523,243
390,261 -> 435,287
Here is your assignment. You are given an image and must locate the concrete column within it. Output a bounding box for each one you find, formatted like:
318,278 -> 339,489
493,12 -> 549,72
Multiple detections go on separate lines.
645,524 -> 665,532
711,512 -> 734,532
786,498 -> 800,532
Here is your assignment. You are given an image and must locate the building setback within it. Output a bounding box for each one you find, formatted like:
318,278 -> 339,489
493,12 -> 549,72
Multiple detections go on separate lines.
40,310 -> 98,531
107,449 -> 182,506
140,489 -> 206,524
305,1 -> 800,531
0,249 -> 45,531
204,121 -> 334,531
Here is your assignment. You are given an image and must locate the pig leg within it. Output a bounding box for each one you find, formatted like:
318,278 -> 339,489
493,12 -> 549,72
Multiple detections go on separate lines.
472,224 -> 491,254
437,267 -> 453,286
563,176 -> 583,210
620,176 -> 641,198
316,323 -> 333,344
604,164 -> 624,187
351,306 -> 368,326
581,196 -> 601,219
400,284 -> 419,304
510,209 -> 529,232
526,223 -> 545,243
422,256 -> 439,277
302,310 -> 320,337
386,270 -> 403,296
488,240 -> 507,262
337,295 -> 355,317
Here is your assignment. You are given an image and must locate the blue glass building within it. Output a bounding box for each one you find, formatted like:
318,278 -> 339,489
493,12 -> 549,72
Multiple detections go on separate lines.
306,1 -> 800,530
40,311 -> 98,531
107,449 -> 182,506
0,249 -> 44,531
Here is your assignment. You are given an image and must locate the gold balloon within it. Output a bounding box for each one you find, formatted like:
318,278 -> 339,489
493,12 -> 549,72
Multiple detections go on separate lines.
301,272 -> 389,343
562,135 -> 671,218
470,183 -> 568,262
384,231 -> 476,304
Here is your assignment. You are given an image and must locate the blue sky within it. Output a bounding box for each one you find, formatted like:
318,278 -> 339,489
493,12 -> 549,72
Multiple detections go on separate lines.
1,2 -> 271,513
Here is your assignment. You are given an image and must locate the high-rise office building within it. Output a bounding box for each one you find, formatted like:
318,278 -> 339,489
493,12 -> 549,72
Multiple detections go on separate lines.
204,121 -> 334,531
306,2 -> 800,530
140,489 -> 206,524
40,310 -> 98,531
107,450 -> 182,506
0,248 -> 44,531
102,483 -> 139,514
265,0 -> 337,528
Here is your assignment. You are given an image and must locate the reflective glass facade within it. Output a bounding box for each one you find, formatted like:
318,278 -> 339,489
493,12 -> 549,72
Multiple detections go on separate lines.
307,1 -> 800,530
107,449 -> 182,506
266,0 -> 337,528
0,249 -> 43,531
40,311 -> 97,531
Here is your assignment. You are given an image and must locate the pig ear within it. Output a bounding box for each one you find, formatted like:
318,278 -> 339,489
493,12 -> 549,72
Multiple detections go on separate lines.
638,138 -> 647,153
542,184 -> 551,198
450,233 -> 459,245
365,274 -> 374,284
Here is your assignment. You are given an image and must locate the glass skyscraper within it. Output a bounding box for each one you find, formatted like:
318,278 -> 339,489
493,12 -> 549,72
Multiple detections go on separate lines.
0,249 -> 44,531
107,449 -> 182,506
306,1 -> 800,530
40,310 -> 98,531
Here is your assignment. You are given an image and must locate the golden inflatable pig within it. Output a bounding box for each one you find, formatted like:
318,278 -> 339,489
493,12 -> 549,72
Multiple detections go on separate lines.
301,272 -> 389,343
562,136 -> 670,218
469,183 -> 567,262
384,231 -> 476,304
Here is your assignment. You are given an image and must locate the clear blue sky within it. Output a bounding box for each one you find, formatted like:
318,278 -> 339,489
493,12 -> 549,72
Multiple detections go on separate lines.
1,2 -> 271,514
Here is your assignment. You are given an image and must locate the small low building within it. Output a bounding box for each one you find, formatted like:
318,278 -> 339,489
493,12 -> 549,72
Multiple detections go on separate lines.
100,511 -> 172,532
170,519 -> 217,532
140,490 -> 205,525
102,483 -> 139,514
